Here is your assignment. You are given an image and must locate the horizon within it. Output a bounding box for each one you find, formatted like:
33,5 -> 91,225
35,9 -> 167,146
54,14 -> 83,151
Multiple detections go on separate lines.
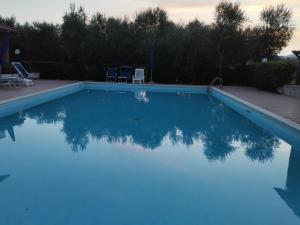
0,0 -> 299,55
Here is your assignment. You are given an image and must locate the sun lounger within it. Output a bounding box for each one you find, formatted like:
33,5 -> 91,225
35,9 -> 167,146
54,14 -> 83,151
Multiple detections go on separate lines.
12,62 -> 40,80
0,74 -> 33,87
132,68 -> 145,84
118,66 -> 132,82
106,68 -> 118,82
0,75 -> 21,87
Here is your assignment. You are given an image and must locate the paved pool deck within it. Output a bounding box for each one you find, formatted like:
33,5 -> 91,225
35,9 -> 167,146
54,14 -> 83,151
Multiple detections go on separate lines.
223,86 -> 300,124
0,80 -> 299,124
0,80 -> 77,102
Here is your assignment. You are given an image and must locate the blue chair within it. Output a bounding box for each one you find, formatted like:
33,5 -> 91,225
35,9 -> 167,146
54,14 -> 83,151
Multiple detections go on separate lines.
118,66 -> 132,82
106,68 -> 118,82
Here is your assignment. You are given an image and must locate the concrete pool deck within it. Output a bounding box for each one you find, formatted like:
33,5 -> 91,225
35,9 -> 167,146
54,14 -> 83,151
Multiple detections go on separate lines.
223,86 -> 300,124
0,80 -> 77,102
0,80 -> 299,124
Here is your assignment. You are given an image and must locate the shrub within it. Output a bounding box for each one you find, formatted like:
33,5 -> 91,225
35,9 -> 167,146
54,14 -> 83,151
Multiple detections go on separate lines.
84,63 -> 106,81
1,62 -> 15,74
247,61 -> 296,92
154,65 -> 234,85
65,63 -> 86,80
23,61 -> 66,79
1,61 -> 66,79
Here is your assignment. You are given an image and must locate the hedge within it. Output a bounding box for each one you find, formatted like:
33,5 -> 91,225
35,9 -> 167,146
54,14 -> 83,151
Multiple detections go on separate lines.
246,61 -> 296,92
1,60 -> 296,93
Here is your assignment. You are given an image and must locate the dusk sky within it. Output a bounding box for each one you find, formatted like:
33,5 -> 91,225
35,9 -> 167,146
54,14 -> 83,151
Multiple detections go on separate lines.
1,0 -> 299,55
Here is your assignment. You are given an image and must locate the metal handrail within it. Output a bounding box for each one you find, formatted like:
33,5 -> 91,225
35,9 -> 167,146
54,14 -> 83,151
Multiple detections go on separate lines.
207,77 -> 223,92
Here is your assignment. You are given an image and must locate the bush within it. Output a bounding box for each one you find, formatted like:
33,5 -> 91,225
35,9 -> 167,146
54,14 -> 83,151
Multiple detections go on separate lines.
247,61 -> 296,92
1,61 -> 66,79
1,62 -> 15,74
83,62 -> 108,81
153,65 -> 244,85
23,61 -> 66,79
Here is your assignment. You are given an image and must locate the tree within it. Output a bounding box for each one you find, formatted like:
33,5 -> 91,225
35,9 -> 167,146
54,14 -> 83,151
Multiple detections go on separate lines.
242,26 -> 263,62
134,7 -> 168,38
183,20 -> 217,83
30,22 -> 63,61
105,17 -> 135,65
0,2 -> 295,84
134,8 -> 170,69
155,23 -> 185,83
214,1 -> 247,68
84,13 -> 107,79
0,16 -> 16,27
215,1 -> 246,30
259,4 -> 294,58
61,3 -> 87,74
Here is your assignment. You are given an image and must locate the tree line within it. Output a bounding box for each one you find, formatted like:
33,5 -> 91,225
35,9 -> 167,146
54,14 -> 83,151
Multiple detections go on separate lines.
0,1 -> 295,84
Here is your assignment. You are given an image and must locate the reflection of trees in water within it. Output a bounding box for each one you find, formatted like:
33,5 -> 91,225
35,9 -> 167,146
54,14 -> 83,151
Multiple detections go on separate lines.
243,133 -> 280,163
202,97 -> 235,161
202,101 -> 279,162
18,90 -> 280,163
58,91 -> 209,151
25,99 -> 66,124
202,135 -> 235,162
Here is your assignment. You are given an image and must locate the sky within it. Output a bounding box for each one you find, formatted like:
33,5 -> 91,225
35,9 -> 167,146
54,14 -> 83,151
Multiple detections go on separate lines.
0,0 -> 299,55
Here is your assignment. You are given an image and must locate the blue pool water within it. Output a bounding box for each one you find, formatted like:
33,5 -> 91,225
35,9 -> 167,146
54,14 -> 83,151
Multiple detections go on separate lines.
0,89 -> 300,225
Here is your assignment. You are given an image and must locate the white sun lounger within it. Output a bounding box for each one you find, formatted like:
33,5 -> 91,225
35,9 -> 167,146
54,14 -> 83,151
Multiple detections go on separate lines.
12,62 -> 40,80
132,68 -> 145,84
0,74 -> 33,87
0,75 -> 21,87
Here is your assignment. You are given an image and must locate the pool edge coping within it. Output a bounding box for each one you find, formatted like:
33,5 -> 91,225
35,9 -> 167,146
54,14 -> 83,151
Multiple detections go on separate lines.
0,82 -> 299,133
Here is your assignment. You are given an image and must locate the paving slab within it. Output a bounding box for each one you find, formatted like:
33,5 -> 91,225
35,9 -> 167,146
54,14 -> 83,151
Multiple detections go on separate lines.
0,79 -> 77,102
223,86 -> 300,124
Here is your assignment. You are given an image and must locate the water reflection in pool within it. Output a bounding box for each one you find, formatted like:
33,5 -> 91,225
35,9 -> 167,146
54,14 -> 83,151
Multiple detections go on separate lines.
0,90 -> 299,225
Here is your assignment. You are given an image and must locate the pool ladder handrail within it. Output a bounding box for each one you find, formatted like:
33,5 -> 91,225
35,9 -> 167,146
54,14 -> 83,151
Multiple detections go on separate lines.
207,77 -> 223,92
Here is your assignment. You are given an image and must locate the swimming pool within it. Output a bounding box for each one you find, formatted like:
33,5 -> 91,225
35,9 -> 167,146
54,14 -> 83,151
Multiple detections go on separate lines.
1,83 -> 300,225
